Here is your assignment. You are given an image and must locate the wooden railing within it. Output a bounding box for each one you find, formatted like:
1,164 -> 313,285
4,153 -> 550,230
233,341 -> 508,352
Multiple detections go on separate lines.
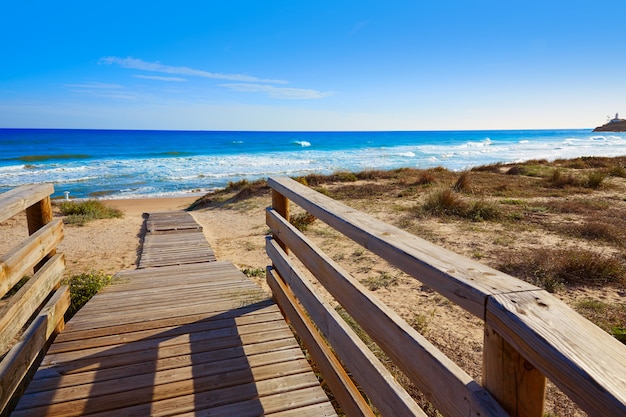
265,176 -> 626,417
0,184 -> 70,415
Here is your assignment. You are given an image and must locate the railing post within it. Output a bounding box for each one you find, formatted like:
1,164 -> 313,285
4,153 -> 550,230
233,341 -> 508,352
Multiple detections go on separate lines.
26,195 -> 56,272
483,323 -> 546,417
271,189 -> 290,254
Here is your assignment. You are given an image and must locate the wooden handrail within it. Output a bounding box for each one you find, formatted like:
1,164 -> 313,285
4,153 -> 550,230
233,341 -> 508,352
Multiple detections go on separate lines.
0,184 -> 69,415
266,176 -> 626,417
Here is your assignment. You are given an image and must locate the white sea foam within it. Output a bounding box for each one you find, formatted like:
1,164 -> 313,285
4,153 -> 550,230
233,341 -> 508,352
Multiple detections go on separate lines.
293,140 -> 311,147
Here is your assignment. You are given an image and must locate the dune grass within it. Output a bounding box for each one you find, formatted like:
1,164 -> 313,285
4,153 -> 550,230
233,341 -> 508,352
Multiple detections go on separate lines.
59,200 -> 123,225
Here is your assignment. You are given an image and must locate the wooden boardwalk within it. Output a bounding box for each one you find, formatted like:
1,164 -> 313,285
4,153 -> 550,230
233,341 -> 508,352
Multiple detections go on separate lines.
138,212 -> 217,268
13,212 -> 336,416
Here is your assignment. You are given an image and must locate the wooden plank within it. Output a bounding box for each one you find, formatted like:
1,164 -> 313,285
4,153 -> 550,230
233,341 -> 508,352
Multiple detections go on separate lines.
15,369 -> 320,416
174,387 -> 336,417
483,324 -> 546,417
47,311 -> 285,354
0,184 -> 54,224
272,188 -> 290,254
145,211 -> 202,233
267,267 -> 376,417
268,177 -> 538,318
27,338 -> 300,392
40,320 -> 292,368
0,254 -> 65,356
266,211 -> 507,417
54,308 -> 283,343
16,349 -> 310,409
268,239 -> 426,417
38,329 -> 296,377
0,285 -> 69,413
25,195 -> 55,272
0,219 -> 63,298
82,382 -> 332,417
486,290 -> 626,417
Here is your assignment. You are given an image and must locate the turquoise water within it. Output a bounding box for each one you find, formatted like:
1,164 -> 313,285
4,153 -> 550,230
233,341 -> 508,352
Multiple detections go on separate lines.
1,129 -> 624,199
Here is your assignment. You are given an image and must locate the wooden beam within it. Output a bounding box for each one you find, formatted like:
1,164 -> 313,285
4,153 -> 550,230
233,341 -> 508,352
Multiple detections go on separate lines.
25,195 -> 56,272
486,291 -> 626,417
0,184 -> 54,224
271,189 -> 290,254
0,285 -> 70,414
0,254 -> 65,356
483,324 -> 546,417
267,177 -> 538,318
0,219 -> 64,299
267,267 -> 375,417
267,237 -> 426,417
266,208 -> 507,417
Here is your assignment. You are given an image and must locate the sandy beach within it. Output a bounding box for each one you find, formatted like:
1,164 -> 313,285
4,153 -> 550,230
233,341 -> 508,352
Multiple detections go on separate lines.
52,196 -> 270,285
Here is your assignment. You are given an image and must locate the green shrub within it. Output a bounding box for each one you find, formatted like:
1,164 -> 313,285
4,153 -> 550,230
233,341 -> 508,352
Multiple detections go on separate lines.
586,171 -> 606,189
63,271 -> 112,318
241,267 -> 266,278
59,200 -> 123,225
467,200 -> 502,222
290,212 -> 316,232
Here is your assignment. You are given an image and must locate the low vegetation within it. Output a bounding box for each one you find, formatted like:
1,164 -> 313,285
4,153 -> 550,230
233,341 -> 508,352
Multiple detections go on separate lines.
58,200 -> 123,225
63,271 -> 113,318
184,156 -> 626,416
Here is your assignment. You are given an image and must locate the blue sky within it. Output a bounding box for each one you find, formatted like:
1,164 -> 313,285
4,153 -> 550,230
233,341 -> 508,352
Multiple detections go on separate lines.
1,1 -> 624,131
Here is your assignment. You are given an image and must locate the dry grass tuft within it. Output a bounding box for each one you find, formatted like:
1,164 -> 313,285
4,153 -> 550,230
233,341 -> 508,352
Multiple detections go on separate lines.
498,248 -> 626,291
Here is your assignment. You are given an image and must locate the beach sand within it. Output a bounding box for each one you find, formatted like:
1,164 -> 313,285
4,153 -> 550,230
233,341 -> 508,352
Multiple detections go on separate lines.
4,171 -> 624,417
56,196 -> 271,282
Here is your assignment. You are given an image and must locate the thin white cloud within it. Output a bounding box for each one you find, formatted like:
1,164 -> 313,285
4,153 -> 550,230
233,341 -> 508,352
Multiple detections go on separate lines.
219,83 -> 333,99
100,56 -> 287,84
133,74 -> 187,82
64,82 -> 124,89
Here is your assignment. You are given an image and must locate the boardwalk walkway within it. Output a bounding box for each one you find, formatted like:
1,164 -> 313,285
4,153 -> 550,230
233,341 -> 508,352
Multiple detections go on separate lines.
13,212 -> 336,416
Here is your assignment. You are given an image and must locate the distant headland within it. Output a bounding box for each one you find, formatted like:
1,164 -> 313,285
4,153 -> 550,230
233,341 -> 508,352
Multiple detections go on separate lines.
593,113 -> 626,132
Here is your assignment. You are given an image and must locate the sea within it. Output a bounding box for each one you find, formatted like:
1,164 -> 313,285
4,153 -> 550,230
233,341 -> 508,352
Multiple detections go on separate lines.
1,128 -> 625,200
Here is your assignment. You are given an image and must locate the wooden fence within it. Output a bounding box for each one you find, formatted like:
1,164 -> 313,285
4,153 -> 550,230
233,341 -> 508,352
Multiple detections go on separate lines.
0,184 -> 70,415
265,176 -> 626,417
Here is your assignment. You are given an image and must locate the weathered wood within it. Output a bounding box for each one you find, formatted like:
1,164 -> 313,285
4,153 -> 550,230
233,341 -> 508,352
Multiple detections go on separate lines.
138,212 -> 216,268
0,285 -> 69,413
28,338 -> 299,392
15,221 -> 335,417
26,195 -> 56,272
145,211 -> 202,233
17,349 -> 310,408
0,254 -> 65,356
266,208 -> 507,417
0,184 -> 54,224
268,238 -> 426,416
486,291 -> 626,417
0,219 -> 63,299
267,267 -> 375,417
272,188 -> 290,254
483,324 -> 546,417
268,176 -> 538,318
